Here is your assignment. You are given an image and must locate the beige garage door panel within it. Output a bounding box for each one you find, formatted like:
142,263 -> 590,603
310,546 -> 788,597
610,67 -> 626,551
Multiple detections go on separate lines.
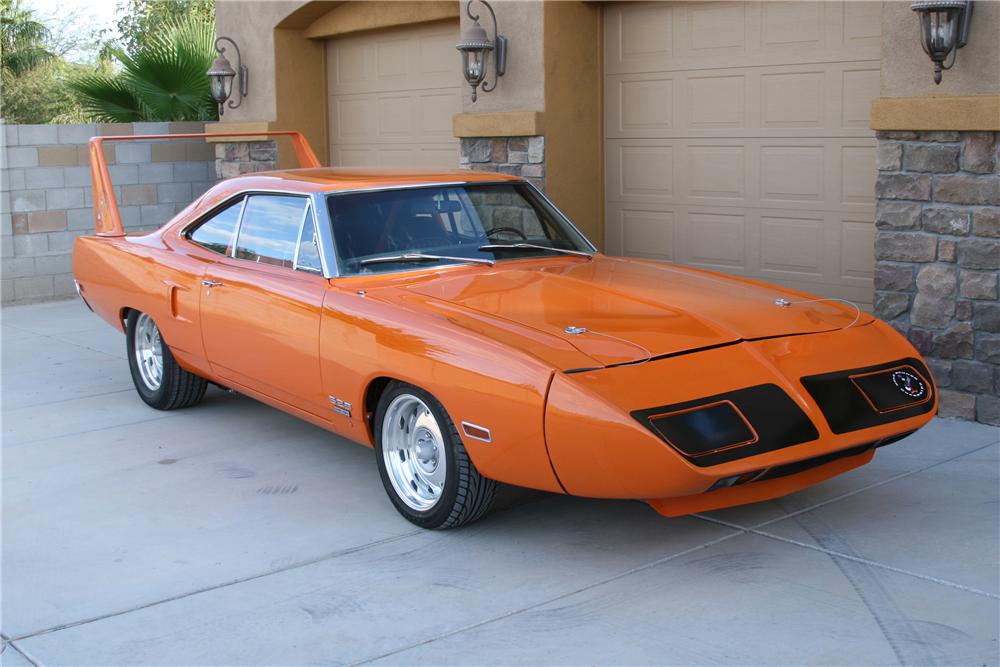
327,21 -> 461,169
606,138 -> 876,211
331,144 -> 461,169
606,63 -> 881,139
605,1 -> 880,75
608,203 -> 875,303
604,1 -> 881,306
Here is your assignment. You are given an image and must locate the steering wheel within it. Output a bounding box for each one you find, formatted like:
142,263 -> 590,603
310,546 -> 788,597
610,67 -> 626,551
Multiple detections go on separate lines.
485,226 -> 528,242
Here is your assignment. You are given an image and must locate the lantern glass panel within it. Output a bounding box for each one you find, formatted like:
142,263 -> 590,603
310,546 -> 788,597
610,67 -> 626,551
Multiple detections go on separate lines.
210,74 -> 234,104
462,49 -> 487,87
919,7 -> 959,57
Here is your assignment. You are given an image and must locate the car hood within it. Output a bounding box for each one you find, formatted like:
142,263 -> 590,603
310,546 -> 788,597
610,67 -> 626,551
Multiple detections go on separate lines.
402,255 -> 870,368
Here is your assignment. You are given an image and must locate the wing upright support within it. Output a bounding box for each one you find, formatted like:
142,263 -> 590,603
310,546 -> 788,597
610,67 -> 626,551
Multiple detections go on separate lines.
88,130 -> 321,237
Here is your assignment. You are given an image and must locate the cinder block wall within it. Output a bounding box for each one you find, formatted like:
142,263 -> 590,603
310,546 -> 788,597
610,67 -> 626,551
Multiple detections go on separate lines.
1,122 -> 218,305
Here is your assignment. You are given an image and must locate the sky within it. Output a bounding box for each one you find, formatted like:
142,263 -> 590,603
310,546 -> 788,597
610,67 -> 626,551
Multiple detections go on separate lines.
25,0 -> 121,62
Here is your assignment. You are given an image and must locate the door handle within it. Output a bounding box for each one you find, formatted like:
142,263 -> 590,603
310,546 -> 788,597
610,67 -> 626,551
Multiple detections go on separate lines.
202,279 -> 224,287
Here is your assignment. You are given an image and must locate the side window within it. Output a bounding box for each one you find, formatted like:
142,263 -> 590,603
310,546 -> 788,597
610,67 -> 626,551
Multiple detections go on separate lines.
295,211 -> 323,273
233,195 -> 308,268
188,199 -> 243,255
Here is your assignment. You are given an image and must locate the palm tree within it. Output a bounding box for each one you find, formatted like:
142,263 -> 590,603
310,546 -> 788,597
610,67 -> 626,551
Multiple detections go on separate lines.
70,16 -> 218,122
0,0 -> 54,76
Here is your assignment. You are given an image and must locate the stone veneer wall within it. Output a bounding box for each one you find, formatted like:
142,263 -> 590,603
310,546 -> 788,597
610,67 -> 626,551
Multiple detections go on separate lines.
458,136 -> 545,191
214,141 -> 278,179
213,136 -> 542,186
874,130 -> 999,425
1,122 -> 217,305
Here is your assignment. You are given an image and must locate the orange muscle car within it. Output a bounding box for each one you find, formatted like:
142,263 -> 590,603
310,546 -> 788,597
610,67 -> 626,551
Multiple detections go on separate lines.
73,132 -> 937,528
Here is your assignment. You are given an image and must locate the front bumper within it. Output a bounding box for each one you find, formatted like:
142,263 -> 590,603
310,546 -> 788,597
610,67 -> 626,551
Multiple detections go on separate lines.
647,445 -> 876,516
543,320 -> 936,509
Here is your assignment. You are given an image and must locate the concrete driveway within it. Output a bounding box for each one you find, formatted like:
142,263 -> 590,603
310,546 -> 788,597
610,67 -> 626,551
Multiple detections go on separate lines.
2,299 -> 998,666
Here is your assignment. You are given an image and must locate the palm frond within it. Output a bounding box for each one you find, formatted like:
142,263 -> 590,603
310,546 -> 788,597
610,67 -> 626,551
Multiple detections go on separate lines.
70,13 -> 217,123
68,73 -> 145,122
1,0 -> 55,75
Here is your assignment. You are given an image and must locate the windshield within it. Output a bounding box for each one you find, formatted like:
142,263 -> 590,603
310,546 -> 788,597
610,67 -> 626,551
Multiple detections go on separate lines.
327,183 -> 594,275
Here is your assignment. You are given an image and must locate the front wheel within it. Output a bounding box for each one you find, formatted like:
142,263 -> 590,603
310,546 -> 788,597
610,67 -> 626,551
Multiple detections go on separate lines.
126,310 -> 207,410
374,382 -> 497,529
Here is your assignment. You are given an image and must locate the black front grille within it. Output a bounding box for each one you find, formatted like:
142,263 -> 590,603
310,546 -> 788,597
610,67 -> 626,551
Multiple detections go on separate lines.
753,444 -> 873,483
648,401 -> 757,458
632,384 -> 819,467
801,358 -> 935,434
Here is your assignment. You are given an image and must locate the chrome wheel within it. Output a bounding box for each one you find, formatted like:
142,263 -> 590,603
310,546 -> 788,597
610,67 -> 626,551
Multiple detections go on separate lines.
381,394 -> 447,511
133,313 -> 163,391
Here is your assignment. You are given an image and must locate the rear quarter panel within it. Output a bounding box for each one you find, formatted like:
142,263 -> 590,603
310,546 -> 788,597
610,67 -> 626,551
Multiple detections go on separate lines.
72,234 -> 211,375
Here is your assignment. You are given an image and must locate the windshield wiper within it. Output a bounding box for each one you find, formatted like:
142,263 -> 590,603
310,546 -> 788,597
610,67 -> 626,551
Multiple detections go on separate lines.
358,253 -> 495,267
478,243 -> 593,260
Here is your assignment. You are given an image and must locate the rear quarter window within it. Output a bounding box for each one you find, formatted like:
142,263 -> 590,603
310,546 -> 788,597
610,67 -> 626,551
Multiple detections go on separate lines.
188,200 -> 244,255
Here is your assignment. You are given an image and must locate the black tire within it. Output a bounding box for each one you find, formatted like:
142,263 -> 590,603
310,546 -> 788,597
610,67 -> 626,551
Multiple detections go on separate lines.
126,310 -> 207,410
374,381 -> 497,529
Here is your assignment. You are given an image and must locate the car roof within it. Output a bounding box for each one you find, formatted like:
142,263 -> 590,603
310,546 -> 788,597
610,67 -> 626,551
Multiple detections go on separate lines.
217,168 -> 525,194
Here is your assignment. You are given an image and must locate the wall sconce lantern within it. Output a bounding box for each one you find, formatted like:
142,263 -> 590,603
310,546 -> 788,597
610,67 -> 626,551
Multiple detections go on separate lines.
207,36 -> 249,115
456,0 -> 507,102
911,1 -> 973,84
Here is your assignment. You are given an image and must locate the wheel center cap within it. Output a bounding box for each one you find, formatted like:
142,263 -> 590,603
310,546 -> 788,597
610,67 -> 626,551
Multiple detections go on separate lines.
414,431 -> 438,468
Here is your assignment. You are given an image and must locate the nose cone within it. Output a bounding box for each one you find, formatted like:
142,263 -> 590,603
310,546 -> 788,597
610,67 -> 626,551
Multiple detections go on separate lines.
544,373 -> 712,499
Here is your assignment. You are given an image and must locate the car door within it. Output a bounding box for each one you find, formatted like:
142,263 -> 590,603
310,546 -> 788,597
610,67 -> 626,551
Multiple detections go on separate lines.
197,193 -> 330,418
163,198 -> 248,370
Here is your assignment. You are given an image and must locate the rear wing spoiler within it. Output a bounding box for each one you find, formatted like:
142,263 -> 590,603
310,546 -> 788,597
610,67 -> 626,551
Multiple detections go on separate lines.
89,131 -> 321,237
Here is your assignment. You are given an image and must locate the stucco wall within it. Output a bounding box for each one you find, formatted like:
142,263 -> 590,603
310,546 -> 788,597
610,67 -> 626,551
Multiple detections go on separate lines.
459,0 -> 544,114
216,0 -> 546,118
215,0 -> 309,123
881,1 -> 1000,98
542,0 -> 601,246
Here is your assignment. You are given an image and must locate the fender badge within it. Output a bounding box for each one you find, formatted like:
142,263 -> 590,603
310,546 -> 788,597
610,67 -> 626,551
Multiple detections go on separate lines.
328,395 -> 352,417
891,370 -> 926,399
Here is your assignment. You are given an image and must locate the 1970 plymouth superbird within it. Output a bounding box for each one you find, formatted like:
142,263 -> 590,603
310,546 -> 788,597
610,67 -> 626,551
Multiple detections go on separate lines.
73,132 -> 936,528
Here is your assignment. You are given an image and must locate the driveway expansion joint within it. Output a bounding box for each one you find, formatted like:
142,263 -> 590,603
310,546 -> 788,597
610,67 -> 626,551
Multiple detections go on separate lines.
7,530 -> 424,644
747,440 -> 1000,532
348,529 -> 745,666
1,634 -> 42,667
692,440 -> 1000,601
697,513 -> 998,600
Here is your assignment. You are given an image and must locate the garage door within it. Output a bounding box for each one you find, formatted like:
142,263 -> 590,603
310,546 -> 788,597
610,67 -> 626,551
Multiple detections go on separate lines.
604,1 -> 881,306
327,21 -> 462,169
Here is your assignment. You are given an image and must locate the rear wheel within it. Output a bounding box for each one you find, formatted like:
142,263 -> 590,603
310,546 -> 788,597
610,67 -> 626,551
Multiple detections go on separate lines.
126,310 -> 207,410
374,382 -> 496,529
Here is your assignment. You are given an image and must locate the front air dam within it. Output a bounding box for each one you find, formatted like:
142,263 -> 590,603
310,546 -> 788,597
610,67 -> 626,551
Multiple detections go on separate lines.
645,447 -> 874,516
